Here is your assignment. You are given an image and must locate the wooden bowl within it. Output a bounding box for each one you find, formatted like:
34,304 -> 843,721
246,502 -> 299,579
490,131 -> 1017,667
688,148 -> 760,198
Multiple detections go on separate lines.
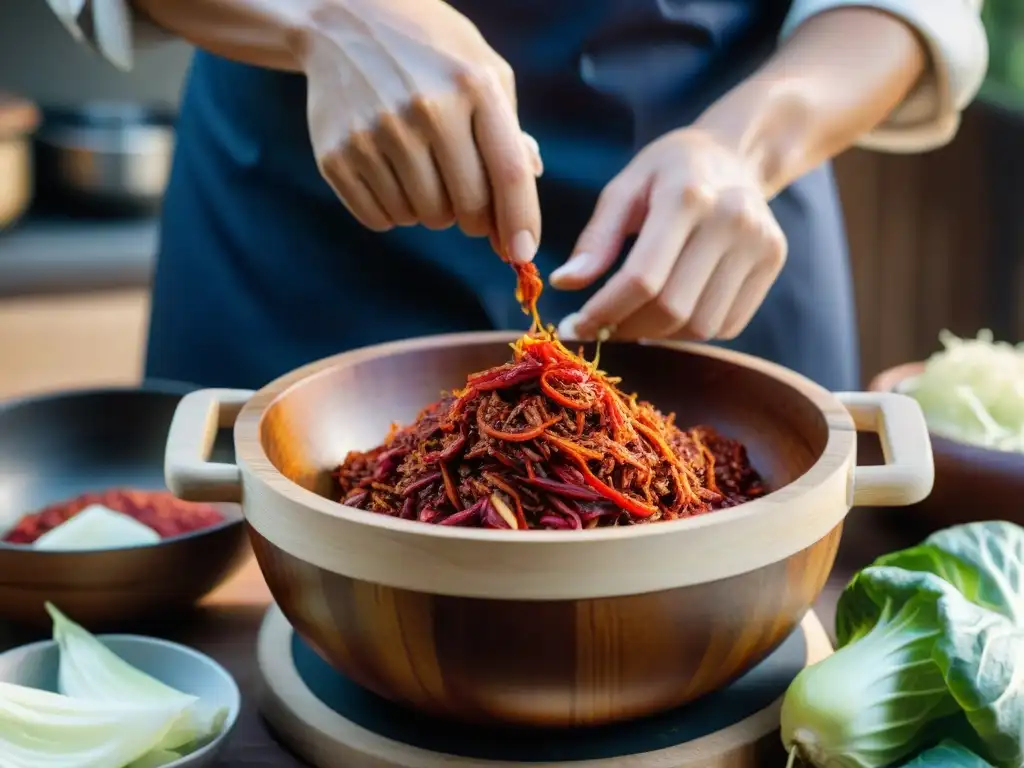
165,332 -> 934,728
869,362 -> 1024,531
0,385 -> 252,629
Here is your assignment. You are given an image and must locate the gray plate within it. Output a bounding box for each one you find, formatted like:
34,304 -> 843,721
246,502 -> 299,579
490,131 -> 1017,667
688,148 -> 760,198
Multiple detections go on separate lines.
0,633 -> 241,767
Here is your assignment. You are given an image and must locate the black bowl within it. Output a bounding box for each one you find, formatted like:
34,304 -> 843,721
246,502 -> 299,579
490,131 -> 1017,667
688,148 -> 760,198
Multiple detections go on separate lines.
0,382 -> 251,629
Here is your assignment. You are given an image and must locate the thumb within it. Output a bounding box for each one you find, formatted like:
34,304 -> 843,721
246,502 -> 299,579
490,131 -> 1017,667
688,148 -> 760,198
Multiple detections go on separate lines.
550,175 -> 644,290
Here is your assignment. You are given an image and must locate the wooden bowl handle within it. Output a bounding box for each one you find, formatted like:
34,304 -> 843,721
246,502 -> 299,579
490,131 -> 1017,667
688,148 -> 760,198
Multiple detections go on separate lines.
165,388 -> 254,504
837,392 -> 935,507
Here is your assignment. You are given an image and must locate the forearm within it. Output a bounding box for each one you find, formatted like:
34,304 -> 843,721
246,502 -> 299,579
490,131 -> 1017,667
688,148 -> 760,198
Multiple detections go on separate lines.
694,6 -> 928,198
128,0 -> 313,72
44,0 -> 319,72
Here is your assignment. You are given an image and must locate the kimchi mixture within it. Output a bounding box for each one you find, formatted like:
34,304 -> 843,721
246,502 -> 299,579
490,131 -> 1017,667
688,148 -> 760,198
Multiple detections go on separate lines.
334,262 -> 766,530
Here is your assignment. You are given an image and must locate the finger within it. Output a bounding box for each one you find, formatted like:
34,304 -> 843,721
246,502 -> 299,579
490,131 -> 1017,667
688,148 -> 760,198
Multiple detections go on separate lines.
379,109 -> 454,230
477,64 -> 541,254
716,262 -> 779,340
714,211 -> 788,340
612,215 -> 735,339
571,192 -> 703,339
493,65 -> 544,177
609,222 -> 731,340
557,312 -> 583,340
320,155 -> 393,232
421,98 -> 493,238
469,71 -> 540,265
548,173 -> 647,291
494,59 -> 519,115
680,250 -> 756,341
345,132 -> 416,227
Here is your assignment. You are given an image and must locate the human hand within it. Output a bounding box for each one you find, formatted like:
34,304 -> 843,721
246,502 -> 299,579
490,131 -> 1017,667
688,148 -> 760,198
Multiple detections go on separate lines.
552,129 -> 787,341
300,0 -> 542,263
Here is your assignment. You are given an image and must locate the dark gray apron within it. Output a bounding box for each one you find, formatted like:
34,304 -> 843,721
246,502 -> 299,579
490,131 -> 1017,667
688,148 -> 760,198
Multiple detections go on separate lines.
145,0 -> 859,392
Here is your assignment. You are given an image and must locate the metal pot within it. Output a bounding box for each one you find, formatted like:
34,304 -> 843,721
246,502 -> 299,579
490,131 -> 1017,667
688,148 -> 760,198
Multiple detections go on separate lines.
34,101 -> 176,217
0,94 -> 41,231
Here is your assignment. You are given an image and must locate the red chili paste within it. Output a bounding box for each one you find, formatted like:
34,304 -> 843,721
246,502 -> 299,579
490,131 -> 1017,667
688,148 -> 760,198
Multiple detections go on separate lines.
2,489 -> 225,544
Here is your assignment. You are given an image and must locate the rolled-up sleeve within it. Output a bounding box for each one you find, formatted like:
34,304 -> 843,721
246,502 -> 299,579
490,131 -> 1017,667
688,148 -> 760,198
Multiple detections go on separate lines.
45,0 -> 172,72
780,0 -> 989,153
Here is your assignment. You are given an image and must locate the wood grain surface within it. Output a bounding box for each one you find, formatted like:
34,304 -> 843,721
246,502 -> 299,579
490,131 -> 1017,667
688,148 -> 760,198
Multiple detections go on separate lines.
227,333 -> 859,600
255,604 -> 834,768
0,289 -> 150,400
833,104 -> 1005,384
250,523 -> 842,727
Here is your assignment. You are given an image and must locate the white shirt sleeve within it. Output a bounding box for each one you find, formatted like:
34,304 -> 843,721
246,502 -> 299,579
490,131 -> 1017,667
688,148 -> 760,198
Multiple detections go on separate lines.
45,0 -> 171,72
50,0 -> 990,155
781,0 -> 989,153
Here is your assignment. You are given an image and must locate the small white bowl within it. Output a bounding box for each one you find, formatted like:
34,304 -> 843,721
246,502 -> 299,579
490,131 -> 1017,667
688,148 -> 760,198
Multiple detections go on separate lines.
0,634 -> 241,768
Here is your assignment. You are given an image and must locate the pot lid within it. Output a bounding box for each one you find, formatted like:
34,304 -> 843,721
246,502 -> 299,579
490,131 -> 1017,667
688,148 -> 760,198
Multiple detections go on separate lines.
42,101 -> 177,129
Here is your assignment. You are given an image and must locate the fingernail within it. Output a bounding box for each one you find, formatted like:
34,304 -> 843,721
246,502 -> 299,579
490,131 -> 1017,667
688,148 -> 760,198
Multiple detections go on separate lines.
557,313 -> 584,339
522,132 -> 543,177
558,312 -> 601,341
522,132 -> 540,157
509,230 -> 537,265
550,252 -> 597,287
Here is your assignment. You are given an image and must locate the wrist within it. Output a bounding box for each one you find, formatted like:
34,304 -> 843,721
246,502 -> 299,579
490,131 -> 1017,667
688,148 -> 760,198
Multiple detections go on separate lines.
132,0 -> 319,72
293,0 -> 451,73
276,0 -> 332,71
692,78 -> 818,199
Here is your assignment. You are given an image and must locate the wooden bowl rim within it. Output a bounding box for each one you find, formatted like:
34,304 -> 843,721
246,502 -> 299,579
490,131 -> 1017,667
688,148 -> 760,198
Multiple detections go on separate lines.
234,331 -> 857,546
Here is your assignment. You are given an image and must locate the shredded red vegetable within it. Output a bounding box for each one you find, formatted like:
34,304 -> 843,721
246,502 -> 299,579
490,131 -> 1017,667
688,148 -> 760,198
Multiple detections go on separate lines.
334,261 -> 766,530
2,489 -> 226,544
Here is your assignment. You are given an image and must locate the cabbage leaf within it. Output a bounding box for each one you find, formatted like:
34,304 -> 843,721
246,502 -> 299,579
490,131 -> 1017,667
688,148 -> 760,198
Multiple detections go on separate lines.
837,521 -> 1024,767
901,739 -> 995,767
47,602 -> 227,752
0,681 -> 185,768
782,521 -> 1024,768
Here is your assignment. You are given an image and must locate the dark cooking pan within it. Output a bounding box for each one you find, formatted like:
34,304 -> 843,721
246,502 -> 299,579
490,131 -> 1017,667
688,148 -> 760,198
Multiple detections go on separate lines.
0,381 -> 250,629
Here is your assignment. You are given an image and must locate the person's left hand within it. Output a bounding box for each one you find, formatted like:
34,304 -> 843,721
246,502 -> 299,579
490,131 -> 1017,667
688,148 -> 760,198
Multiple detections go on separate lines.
551,128 -> 788,342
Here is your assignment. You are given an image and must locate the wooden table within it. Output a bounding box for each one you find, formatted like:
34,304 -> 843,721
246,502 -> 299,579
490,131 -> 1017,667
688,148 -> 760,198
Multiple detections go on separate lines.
1,507 -> 922,767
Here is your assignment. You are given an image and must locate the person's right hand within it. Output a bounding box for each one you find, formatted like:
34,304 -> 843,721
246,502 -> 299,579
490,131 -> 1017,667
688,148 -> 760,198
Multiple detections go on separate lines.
300,0 -> 543,264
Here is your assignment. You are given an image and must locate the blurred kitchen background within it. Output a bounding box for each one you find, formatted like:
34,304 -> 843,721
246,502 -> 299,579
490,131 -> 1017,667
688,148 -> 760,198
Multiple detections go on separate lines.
0,0 -> 1023,400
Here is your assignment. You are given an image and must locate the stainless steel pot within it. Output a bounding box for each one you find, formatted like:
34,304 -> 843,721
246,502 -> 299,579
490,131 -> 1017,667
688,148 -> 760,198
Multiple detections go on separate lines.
35,102 -> 175,216
0,94 -> 40,231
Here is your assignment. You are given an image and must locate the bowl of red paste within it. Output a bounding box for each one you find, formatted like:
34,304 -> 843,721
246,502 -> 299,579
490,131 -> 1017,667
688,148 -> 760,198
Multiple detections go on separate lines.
0,383 -> 251,628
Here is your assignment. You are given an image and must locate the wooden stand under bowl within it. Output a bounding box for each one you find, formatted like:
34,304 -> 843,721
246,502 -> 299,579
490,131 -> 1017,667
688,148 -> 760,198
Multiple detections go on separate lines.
257,603 -> 833,768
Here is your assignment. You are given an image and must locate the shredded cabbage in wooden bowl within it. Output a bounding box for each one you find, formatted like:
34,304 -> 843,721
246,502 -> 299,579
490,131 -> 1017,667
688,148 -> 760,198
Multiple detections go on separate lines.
901,330 -> 1024,455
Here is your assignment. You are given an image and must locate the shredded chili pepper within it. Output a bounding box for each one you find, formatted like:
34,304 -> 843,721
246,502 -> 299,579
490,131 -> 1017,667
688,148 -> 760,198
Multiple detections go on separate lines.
478,411 -> 561,442
333,260 -> 766,529
514,262 -> 544,331
540,368 -> 593,410
2,489 -> 225,544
